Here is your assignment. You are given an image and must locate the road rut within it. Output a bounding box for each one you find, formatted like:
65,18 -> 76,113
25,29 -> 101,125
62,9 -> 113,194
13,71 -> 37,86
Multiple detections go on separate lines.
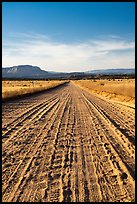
2,82 -> 135,202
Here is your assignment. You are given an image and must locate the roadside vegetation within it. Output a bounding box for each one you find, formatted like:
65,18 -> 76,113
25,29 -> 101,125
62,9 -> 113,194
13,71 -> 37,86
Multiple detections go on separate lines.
2,80 -> 68,101
73,79 -> 135,106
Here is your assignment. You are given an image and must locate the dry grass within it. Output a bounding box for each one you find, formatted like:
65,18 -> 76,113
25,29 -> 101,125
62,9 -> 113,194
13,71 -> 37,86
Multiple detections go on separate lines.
2,80 -> 67,100
73,79 -> 135,105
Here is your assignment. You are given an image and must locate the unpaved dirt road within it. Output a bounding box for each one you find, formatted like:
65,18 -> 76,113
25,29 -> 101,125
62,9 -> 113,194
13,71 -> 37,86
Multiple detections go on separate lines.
2,82 -> 135,202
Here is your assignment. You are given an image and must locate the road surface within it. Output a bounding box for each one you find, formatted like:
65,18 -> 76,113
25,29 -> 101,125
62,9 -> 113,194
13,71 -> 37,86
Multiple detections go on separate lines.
2,82 -> 135,202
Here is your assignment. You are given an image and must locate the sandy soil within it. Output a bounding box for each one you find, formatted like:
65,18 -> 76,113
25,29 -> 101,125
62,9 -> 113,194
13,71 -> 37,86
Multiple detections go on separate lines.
2,82 -> 135,202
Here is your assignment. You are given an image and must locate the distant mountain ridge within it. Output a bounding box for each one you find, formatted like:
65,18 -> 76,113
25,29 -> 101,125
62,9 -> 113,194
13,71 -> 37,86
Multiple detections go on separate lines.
86,68 -> 135,75
2,65 -> 135,79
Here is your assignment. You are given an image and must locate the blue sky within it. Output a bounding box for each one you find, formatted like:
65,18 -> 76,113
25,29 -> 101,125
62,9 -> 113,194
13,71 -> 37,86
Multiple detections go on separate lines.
2,2 -> 135,72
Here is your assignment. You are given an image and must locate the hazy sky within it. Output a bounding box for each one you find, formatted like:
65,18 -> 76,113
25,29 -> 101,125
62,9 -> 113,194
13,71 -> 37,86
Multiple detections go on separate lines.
2,2 -> 135,72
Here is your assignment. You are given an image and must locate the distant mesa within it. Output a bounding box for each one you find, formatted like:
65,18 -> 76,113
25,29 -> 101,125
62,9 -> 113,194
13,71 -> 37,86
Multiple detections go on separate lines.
2,65 -> 50,79
2,65 -> 135,79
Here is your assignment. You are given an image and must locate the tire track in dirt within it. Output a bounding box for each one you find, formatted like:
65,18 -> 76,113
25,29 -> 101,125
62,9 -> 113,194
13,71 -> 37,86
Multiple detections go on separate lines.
2,82 -> 135,202
3,89 -> 70,202
70,84 -> 134,201
82,92 -> 135,145
44,97 -> 72,202
15,92 -> 71,202
2,84 -> 68,128
70,87 -> 102,202
2,94 -> 58,127
82,94 -> 135,179
2,97 -> 60,185
80,96 -> 135,201
2,95 -> 58,141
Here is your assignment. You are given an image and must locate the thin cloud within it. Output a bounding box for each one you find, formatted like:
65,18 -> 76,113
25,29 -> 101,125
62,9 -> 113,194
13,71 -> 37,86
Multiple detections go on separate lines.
9,31 -> 51,41
2,32 -> 135,72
